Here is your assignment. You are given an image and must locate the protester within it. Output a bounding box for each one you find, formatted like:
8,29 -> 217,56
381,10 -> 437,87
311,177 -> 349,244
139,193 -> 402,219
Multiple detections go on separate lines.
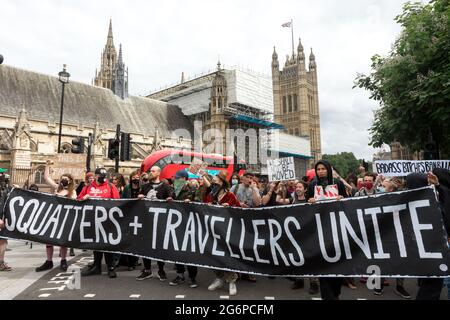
306,160 -> 346,300
35,161 -> 77,273
0,218 -> 10,272
230,173 -> 240,188
230,172 -> 261,208
112,173 -> 127,196
354,172 -> 378,197
261,181 -> 280,207
206,171 -> 241,296
76,172 -> 95,196
276,181 -> 294,205
136,166 -> 173,282
406,172 -> 449,300
372,176 -> 411,298
0,173 -> 12,271
169,170 -> 199,288
119,170 -> 142,271
78,168 -> 120,278
290,181 -> 320,295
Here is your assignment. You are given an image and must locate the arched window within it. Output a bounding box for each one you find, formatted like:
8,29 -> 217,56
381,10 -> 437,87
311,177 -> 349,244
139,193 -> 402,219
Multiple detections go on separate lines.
288,95 -> 293,113
34,166 -> 46,185
282,96 -> 287,114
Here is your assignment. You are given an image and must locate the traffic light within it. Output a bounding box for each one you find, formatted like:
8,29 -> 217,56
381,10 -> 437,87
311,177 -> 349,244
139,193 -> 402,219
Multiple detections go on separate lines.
120,132 -> 132,161
424,142 -> 439,160
71,137 -> 85,154
108,139 -> 120,160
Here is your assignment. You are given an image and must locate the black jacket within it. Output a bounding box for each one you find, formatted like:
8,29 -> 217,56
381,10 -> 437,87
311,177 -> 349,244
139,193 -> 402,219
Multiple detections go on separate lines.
306,160 -> 346,200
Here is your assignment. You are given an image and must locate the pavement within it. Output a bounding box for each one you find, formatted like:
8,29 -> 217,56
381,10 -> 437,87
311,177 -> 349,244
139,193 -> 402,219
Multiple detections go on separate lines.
1,241 -> 449,300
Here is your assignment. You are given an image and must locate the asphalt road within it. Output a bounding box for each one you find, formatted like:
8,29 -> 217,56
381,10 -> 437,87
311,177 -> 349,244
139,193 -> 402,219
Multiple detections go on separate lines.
12,251 -> 447,301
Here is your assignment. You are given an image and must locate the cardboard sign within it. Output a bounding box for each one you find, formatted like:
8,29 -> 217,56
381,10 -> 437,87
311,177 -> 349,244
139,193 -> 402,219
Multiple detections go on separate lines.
267,157 -> 296,182
50,154 -> 86,180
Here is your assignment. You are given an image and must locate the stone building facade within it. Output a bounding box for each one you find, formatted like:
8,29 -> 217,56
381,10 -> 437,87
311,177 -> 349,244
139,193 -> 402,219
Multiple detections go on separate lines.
271,38 -> 322,163
0,64 -> 193,188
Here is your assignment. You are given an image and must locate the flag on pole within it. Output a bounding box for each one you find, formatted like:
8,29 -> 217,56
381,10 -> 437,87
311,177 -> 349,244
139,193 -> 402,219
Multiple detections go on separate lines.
282,21 -> 292,28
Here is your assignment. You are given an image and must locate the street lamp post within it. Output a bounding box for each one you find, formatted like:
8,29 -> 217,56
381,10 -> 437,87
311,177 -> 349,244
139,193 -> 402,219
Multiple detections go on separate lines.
57,65 -> 70,153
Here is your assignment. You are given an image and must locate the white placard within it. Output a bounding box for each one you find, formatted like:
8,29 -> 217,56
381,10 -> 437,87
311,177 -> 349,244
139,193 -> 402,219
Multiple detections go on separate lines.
374,160 -> 450,177
267,157 -> 296,182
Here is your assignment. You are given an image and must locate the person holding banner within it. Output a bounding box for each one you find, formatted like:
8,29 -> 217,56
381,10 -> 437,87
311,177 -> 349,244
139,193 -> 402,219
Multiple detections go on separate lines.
136,166 -> 173,282
78,168 -> 120,278
35,161 -> 77,273
405,172 -> 449,300
206,171 -> 241,296
169,170 -> 199,288
0,218 -> 11,272
306,160 -> 346,300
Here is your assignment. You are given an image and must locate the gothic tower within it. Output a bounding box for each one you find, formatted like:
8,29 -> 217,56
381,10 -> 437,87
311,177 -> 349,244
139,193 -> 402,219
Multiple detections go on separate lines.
113,44 -> 129,99
271,38 -> 322,162
206,62 -> 229,155
94,19 -> 117,90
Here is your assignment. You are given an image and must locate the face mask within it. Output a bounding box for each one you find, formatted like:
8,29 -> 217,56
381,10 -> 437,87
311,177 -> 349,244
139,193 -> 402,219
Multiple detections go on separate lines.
60,180 -> 69,187
142,179 -> 149,183
364,182 -> 374,190
174,179 -> 186,197
377,187 -> 386,193
132,179 -> 140,185
211,183 -> 222,198
97,176 -> 106,184
232,179 -> 239,186
357,182 -> 364,190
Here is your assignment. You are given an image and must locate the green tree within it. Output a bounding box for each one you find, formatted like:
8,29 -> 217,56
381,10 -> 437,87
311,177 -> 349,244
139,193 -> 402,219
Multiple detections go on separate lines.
322,152 -> 361,177
354,0 -> 450,158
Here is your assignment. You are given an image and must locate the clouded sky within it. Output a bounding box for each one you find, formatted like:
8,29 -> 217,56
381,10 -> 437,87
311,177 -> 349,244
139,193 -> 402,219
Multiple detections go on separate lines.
1,0 -> 417,160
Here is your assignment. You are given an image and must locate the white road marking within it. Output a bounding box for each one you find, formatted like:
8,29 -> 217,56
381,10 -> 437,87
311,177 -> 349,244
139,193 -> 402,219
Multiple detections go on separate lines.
220,296 -> 230,300
312,298 -> 323,300
265,297 -> 275,300
130,294 -> 141,299
38,293 -> 51,298
84,294 -> 96,298
175,295 -> 185,299
357,298 -> 367,300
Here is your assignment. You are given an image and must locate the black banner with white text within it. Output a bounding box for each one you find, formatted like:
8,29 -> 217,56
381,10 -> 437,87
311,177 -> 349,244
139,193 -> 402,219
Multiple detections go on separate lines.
1,187 -> 449,277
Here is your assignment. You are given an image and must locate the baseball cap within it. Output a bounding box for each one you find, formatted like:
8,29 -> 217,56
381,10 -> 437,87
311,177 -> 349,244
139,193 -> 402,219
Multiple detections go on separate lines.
175,170 -> 189,179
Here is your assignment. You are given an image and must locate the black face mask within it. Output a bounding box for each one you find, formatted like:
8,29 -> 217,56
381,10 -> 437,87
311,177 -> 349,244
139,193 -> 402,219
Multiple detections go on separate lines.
132,179 -> 140,185
142,179 -> 149,183
211,183 -> 222,198
60,180 -> 69,188
97,176 -> 106,184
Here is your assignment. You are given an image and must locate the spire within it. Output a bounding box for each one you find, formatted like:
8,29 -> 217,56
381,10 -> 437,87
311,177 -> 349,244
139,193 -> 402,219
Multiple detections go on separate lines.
297,38 -> 304,53
272,46 -> 278,60
181,72 -> 185,84
272,46 -> 279,70
113,43 -> 128,99
217,60 -> 222,71
309,48 -> 317,70
118,43 -> 123,65
107,18 -> 114,47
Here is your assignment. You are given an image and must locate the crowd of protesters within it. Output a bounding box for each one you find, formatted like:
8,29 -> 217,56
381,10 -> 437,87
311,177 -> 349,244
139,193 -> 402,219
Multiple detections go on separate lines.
0,158 -> 449,300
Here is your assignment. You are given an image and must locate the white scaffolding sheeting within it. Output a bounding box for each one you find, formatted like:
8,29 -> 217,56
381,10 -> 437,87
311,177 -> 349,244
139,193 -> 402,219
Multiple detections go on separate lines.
155,68 -> 274,116
270,132 -> 311,158
227,69 -> 273,114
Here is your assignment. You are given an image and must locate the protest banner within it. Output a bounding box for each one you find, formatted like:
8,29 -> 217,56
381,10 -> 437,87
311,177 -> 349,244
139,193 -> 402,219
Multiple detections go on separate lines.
1,187 -> 449,277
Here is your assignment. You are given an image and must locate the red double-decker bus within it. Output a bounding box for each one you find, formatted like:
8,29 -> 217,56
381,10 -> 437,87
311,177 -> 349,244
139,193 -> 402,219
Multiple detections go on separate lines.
140,149 -> 245,180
